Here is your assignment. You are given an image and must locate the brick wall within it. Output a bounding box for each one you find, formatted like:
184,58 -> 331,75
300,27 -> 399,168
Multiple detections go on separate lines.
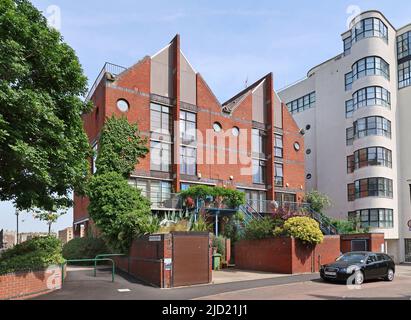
0,265 -> 64,300
340,233 -> 385,253
115,233 -> 210,288
235,236 -> 341,274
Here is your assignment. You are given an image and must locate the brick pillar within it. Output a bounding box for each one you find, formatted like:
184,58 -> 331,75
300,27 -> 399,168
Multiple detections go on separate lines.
266,73 -> 275,201
172,35 -> 181,193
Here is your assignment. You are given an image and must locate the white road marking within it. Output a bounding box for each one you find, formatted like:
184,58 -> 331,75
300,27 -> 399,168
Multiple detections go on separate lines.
118,289 -> 131,293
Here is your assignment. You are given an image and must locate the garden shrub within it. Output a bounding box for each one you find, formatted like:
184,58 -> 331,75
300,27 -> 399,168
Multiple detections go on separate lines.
223,211 -> 245,242
211,235 -> 226,260
62,237 -> 109,261
0,236 -> 64,275
244,217 -> 276,240
283,216 -> 324,245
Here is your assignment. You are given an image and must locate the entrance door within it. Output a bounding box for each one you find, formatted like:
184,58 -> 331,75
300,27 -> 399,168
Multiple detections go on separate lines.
405,239 -> 411,263
172,233 -> 210,287
351,239 -> 368,252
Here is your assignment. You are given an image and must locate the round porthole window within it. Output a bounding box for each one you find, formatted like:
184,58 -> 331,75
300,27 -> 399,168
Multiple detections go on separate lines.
306,124 -> 311,131
306,149 -> 312,155
306,174 -> 312,180
117,99 -> 129,112
232,127 -> 240,137
213,122 -> 222,133
294,142 -> 301,151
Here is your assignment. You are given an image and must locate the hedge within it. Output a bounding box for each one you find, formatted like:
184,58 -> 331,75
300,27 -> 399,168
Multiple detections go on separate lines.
0,236 -> 64,275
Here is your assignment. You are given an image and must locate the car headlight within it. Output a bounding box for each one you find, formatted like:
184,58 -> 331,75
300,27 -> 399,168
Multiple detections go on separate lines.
346,265 -> 358,274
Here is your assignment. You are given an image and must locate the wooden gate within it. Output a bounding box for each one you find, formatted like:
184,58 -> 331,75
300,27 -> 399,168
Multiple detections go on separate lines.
172,232 -> 211,287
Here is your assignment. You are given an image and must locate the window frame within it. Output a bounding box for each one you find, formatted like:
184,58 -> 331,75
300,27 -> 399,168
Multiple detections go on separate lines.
349,209 -> 393,229
352,56 -> 390,81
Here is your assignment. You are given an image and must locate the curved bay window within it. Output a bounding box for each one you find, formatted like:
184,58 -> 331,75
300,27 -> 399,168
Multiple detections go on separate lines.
352,56 -> 390,81
348,147 -> 392,173
348,177 -> 393,201
351,17 -> 388,44
349,209 -> 393,229
352,86 -> 391,110
353,116 -> 391,140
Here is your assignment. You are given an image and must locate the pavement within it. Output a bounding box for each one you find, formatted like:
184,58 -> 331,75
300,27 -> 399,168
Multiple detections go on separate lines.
33,265 -> 411,300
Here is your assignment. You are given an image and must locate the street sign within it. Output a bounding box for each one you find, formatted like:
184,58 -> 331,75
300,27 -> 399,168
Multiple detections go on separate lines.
149,235 -> 161,242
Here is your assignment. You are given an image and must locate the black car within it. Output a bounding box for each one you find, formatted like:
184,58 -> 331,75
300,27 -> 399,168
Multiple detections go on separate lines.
320,252 -> 395,285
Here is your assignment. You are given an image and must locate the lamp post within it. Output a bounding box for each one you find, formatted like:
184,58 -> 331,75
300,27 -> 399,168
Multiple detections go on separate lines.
15,209 -> 20,245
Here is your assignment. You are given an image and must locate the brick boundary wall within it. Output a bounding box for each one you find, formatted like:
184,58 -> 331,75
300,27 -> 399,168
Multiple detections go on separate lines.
234,236 -> 341,274
0,265 -> 64,300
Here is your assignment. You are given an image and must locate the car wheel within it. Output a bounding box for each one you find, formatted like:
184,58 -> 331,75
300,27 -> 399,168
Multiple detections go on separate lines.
354,271 -> 364,285
385,269 -> 395,282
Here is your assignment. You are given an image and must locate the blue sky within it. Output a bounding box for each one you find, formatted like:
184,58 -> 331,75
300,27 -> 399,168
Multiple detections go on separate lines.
1,0 -> 411,233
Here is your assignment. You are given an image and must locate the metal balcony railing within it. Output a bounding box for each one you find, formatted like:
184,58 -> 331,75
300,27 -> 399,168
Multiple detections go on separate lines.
246,200 -> 310,215
85,62 -> 127,101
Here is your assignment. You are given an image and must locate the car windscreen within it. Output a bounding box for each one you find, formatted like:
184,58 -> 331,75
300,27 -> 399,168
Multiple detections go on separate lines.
336,253 -> 367,263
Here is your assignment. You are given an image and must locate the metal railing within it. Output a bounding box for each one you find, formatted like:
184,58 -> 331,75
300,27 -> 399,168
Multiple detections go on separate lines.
85,62 -> 127,101
246,200 -> 311,215
62,258 -> 116,283
94,254 -> 125,277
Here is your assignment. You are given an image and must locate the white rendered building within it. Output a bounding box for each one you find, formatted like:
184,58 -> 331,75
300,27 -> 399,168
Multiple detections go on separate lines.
279,10 -> 411,263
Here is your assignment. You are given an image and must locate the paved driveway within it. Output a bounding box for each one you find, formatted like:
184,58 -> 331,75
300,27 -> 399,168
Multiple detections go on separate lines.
34,265 -> 411,300
34,267 -> 317,300
197,265 -> 411,300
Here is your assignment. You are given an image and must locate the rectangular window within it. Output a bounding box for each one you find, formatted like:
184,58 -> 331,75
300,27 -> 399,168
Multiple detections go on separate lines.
180,146 -> 197,176
346,127 -> 354,146
348,183 -> 355,202
253,159 -> 266,184
398,60 -> 411,89
150,141 -> 171,172
345,72 -> 353,91
274,163 -> 284,187
345,100 -> 354,118
92,142 -> 98,174
397,31 -> 411,60
180,111 -> 197,144
150,181 -> 171,208
347,155 -> 355,174
286,92 -> 316,115
252,129 -> 267,157
344,37 -> 352,54
150,103 -> 172,135
274,134 -> 283,158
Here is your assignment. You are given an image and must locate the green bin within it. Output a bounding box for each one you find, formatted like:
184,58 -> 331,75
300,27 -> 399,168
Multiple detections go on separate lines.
213,253 -> 222,271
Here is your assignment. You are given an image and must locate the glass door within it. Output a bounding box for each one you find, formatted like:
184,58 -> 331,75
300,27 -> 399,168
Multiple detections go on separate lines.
405,239 -> 411,263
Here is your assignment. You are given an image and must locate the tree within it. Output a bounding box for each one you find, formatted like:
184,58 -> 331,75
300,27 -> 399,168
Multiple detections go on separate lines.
0,0 -> 92,211
304,191 -> 331,214
33,209 -> 63,235
96,116 -> 148,177
88,172 -> 151,252
87,117 -> 150,252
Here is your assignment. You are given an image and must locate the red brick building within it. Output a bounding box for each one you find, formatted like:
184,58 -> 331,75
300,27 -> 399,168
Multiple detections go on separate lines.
73,35 -> 305,236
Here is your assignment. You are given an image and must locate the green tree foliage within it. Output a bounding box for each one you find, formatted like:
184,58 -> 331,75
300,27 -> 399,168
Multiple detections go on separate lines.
95,116 -> 148,177
87,116 -> 151,252
283,216 -> 324,245
33,208 -> 65,234
88,172 -> 151,253
304,191 -> 331,214
180,185 -> 246,208
0,0 -> 92,211
332,218 -> 369,234
0,236 -> 64,275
